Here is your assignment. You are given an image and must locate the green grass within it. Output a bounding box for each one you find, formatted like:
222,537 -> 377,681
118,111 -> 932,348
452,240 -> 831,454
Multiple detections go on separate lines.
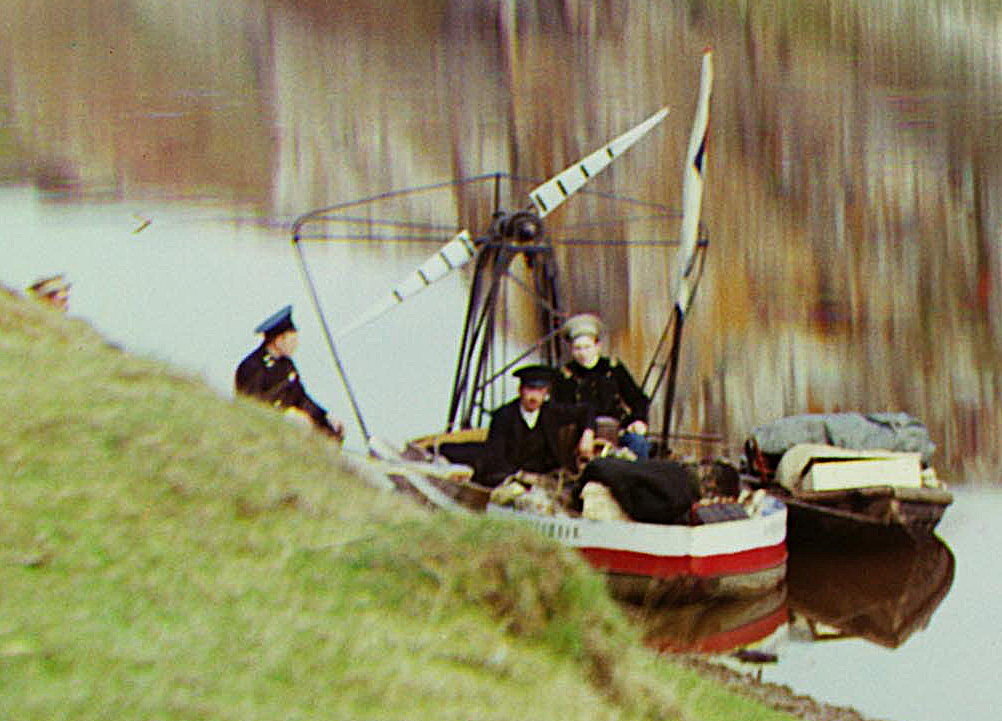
0,287 -> 798,720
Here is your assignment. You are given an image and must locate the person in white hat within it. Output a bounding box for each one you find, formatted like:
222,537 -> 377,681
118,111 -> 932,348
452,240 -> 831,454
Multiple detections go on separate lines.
555,313 -> 651,459
235,305 -> 344,441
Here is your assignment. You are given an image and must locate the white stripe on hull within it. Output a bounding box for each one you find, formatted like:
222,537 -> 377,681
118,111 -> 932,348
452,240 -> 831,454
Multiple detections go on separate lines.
488,499 -> 786,558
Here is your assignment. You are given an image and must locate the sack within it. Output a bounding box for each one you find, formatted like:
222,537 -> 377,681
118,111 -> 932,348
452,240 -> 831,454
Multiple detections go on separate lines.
574,457 -> 700,524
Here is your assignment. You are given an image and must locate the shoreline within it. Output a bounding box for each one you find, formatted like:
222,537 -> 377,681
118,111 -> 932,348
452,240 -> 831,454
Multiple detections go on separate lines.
674,656 -> 885,721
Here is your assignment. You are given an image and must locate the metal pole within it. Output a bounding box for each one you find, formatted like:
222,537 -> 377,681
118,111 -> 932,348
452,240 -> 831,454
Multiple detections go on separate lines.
292,235 -> 372,443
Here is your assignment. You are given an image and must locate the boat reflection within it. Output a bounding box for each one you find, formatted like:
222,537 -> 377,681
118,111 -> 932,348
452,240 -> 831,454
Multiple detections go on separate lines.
632,533 -> 953,661
786,535 -> 955,649
630,586 -> 788,656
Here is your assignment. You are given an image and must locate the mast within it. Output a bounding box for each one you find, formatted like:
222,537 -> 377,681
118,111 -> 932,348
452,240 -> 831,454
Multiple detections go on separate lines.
660,49 -> 714,452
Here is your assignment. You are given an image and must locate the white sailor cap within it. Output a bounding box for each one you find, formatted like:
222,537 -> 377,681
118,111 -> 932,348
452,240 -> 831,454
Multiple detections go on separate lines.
562,313 -> 604,340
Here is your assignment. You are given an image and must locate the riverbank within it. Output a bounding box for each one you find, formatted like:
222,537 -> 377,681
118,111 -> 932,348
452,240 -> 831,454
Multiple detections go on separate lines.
1,286 -> 882,721
674,657 -> 881,721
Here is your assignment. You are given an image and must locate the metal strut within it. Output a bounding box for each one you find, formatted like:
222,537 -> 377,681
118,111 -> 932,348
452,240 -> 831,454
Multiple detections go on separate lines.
292,234 -> 372,443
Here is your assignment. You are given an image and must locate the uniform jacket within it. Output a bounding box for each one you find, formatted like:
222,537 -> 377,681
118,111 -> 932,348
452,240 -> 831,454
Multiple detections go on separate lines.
235,343 -> 339,437
555,356 -> 650,427
474,399 -> 595,487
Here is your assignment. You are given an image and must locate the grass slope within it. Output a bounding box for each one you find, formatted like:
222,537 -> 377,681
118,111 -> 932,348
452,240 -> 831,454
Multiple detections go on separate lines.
0,288 -> 797,721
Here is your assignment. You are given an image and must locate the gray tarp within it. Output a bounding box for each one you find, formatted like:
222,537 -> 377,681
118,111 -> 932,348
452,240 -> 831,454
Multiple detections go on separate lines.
748,412 -> 936,466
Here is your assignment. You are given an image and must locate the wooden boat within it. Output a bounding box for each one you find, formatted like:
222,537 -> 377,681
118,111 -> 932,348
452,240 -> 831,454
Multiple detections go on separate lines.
744,418 -> 953,544
292,52 -> 788,604
777,484 -> 952,545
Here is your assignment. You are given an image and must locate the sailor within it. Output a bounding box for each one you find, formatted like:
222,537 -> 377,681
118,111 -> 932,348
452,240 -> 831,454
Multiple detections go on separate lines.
235,305 -> 344,441
554,313 -> 652,460
474,364 -> 596,487
27,274 -> 71,312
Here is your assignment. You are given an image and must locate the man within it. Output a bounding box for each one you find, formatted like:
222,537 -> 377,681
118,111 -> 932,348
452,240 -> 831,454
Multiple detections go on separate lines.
554,313 -> 651,460
27,274 -> 70,312
474,364 -> 596,487
235,305 -> 344,441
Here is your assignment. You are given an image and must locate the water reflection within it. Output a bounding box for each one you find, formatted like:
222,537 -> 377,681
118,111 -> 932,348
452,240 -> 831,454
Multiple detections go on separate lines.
787,535 -> 955,650
4,0 -> 1002,477
637,534 -> 954,659
632,586 -> 788,656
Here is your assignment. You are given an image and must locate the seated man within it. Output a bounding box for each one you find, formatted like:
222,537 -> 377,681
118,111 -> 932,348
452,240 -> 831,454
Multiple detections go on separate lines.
474,364 -> 596,487
554,313 -> 652,459
235,305 -> 344,441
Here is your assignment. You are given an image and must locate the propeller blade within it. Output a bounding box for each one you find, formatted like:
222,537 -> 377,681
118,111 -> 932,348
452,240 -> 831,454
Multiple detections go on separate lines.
528,106 -> 670,218
335,107 -> 667,339
336,229 -> 476,338
674,50 -> 713,317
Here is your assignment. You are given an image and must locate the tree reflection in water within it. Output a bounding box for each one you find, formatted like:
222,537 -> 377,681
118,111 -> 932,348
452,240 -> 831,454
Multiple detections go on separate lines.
2,0 -> 1001,478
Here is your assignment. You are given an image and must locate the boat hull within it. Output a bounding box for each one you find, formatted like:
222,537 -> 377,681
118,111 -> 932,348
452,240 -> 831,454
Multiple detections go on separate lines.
778,485 -> 953,546
365,437 -> 789,605
488,499 -> 788,604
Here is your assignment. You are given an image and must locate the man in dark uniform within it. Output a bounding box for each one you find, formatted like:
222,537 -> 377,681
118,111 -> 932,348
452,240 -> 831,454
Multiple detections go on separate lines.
474,364 -> 596,487
235,305 -> 344,441
554,313 -> 651,459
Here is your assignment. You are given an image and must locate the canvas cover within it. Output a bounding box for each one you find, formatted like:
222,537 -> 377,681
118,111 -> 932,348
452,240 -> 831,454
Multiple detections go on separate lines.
748,412 -> 936,466
573,457 -> 700,524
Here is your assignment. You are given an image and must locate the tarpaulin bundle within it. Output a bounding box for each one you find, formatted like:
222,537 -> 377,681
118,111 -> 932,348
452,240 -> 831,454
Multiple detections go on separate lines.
573,457 -> 700,524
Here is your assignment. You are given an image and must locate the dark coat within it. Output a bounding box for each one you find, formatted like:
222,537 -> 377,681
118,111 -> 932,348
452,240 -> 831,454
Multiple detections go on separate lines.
235,343 -> 340,437
555,356 -> 650,427
572,457 -> 700,524
474,399 -> 595,487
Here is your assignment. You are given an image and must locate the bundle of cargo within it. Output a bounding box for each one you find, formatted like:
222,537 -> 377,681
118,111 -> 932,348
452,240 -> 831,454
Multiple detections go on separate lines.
744,413 -> 952,545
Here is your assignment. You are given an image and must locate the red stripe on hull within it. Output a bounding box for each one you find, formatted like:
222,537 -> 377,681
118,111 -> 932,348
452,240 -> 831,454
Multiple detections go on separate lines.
579,542 -> 788,579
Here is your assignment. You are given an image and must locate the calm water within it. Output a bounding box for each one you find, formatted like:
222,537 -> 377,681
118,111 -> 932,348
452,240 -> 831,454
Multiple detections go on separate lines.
2,189 -> 999,721
5,0 -> 1002,478
637,489 -> 996,721
0,187 -> 466,449
762,487 -> 999,721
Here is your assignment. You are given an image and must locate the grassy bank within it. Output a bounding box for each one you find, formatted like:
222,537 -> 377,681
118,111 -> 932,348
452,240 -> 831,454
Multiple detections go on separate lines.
0,287 -> 798,721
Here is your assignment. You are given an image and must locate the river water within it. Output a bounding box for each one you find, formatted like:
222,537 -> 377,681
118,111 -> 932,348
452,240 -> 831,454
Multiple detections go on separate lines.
5,0 -> 1002,479
1,188 -> 998,721
760,487 -> 1000,721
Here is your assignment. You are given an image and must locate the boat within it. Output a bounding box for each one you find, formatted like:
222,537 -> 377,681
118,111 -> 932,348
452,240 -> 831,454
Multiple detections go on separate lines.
786,533 -> 954,649
359,428 -> 788,604
291,51 -> 788,605
744,413 -> 953,544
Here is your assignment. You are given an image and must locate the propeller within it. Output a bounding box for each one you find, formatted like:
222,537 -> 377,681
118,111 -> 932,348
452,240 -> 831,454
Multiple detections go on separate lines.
335,106 -> 671,339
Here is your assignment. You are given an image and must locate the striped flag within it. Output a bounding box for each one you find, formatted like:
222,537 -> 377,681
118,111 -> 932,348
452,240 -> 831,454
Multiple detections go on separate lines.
674,49 -> 713,317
